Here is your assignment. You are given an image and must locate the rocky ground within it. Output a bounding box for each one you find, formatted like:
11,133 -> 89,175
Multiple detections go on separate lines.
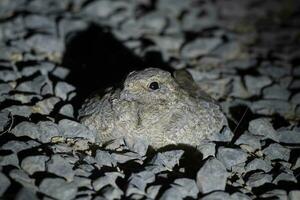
0,0 -> 300,199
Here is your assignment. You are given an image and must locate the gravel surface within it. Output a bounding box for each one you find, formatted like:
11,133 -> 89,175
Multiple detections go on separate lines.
0,0 -> 299,199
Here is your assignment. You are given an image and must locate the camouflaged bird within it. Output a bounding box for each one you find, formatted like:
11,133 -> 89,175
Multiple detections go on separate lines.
78,68 -> 228,149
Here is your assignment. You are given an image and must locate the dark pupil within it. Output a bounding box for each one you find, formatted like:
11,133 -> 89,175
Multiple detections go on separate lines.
149,82 -> 159,90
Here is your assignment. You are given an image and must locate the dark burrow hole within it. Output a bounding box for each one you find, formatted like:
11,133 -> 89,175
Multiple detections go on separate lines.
62,23 -> 172,115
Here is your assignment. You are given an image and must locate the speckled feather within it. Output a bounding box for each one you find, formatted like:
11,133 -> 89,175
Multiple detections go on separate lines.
78,68 -> 228,149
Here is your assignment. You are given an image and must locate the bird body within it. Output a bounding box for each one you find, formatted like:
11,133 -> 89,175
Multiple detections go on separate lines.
79,68 -> 227,149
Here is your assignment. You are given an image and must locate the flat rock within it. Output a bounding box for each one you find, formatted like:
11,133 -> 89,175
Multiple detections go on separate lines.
15,187 -> 39,200
244,75 -> 272,96
94,150 -> 116,167
277,130 -> 300,144
262,143 -> 291,161
54,82 -> 76,101
289,190 -> 300,200
32,97 -> 60,115
201,191 -> 231,200
246,171 -> 272,188
263,84 -> 290,100
0,172 -> 10,196
248,118 -> 279,142
196,157 -> 228,193
235,132 -> 262,152
39,178 -> 77,200
59,104 -> 74,118
149,150 -> 184,171
216,147 -> 248,170
196,141 -> 216,159
21,155 -> 48,175
245,158 -> 272,173
58,119 -> 96,142
260,189 -> 288,200
47,155 -> 75,182
92,172 -> 124,191
37,121 -> 62,143
273,172 -> 297,184
9,169 -> 36,190
181,38 -> 222,59
0,110 -> 10,132
0,153 -> 19,167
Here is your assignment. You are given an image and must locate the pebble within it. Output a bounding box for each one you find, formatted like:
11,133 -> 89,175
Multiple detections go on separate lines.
244,75 -> 272,96
250,99 -> 294,117
231,192 -> 252,200
196,157 -> 228,193
277,130 -> 300,144
58,119 -> 96,142
59,104 -> 74,118
21,155 -> 48,175
0,172 -> 10,196
201,191 -> 231,200
47,155 -> 75,182
39,178 -> 77,200
181,38 -> 222,59
0,153 -> 19,167
273,172 -> 297,184
37,121 -> 62,143
32,97 -> 60,115
196,141 -> 216,159
92,172 -> 124,191
9,169 -> 36,190
260,189 -> 288,200
235,132 -> 262,151
0,110 -> 10,132
289,190 -> 300,200
216,147 -> 248,170
246,172 -> 273,188
262,143 -> 291,161
16,75 -> 51,94
149,150 -> 184,170
54,82 -> 76,101
263,84 -> 291,100
245,158 -> 272,173
94,150 -> 116,167
14,187 -> 39,200
248,118 -> 279,142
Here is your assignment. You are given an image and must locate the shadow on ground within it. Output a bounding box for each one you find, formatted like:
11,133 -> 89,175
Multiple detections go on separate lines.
62,23 -> 172,112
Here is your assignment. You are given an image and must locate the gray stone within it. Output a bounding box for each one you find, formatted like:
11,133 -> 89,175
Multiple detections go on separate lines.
277,130 -> 300,144
25,34 -> 64,55
138,11 -> 167,35
244,75 -> 272,96
21,155 -> 48,175
196,157 -> 228,193
24,14 -> 55,33
146,185 -> 161,199
172,178 -> 199,199
196,141 -> 216,159
33,97 -> 60,115
0,152 -> 19,167
15,187 -> 39,200
0,172 -> 10,196
16,75 -> 51,94
20,62 -> 55,77
0,110 -> 10,132
3,105 -> 32,117
58,119 -> 96,142
246,172 -> 272,188
73,176 -> 92,189
0,70 -> 18,81
11,121 -> 40,140
201,191 -> 231,200
54,82 -> 76,101
149,150 -> 184,170
291,93 -> 300,105
111,151 -> 142,164
39,178 -> 77,200
216,147 -> 248,170
263,84 -> 290,100
245,158 -> 272,173
59,104 -> 74,118
9,169 -> 36,190
231,192 -> 251,200
1,140 -> 40,153
123,137 -> 149,157
235,132 -> 262,151
263,143 -> 290,161
258,64 -> 291,79
47,155 -> 75,182
128,171 -> 155,192
290,79 -> 300,89
289,190 -> 300,200
82,0 -> 121,18
250,99 -> 294,117
212,41 -> 242,60
273,172 -> 297,184
248,118 -> 279,142
230,76 -> 251,98
92,172 -> 124,191
37,121 -> 62,143
160,187 -> 184,200
51,66 -> 70,79
0,83 -> 12,95
260,189 -> 288,200
101,185 -> 124,200
207,127 -> 233,142
181,38 -> 222,59
94,150 -> 116,167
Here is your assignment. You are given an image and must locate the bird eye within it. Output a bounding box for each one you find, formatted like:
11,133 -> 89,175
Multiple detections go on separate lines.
149,81 -> 159,90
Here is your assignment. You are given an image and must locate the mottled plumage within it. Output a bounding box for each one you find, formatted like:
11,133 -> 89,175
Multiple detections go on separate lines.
78,68 -> 227,149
